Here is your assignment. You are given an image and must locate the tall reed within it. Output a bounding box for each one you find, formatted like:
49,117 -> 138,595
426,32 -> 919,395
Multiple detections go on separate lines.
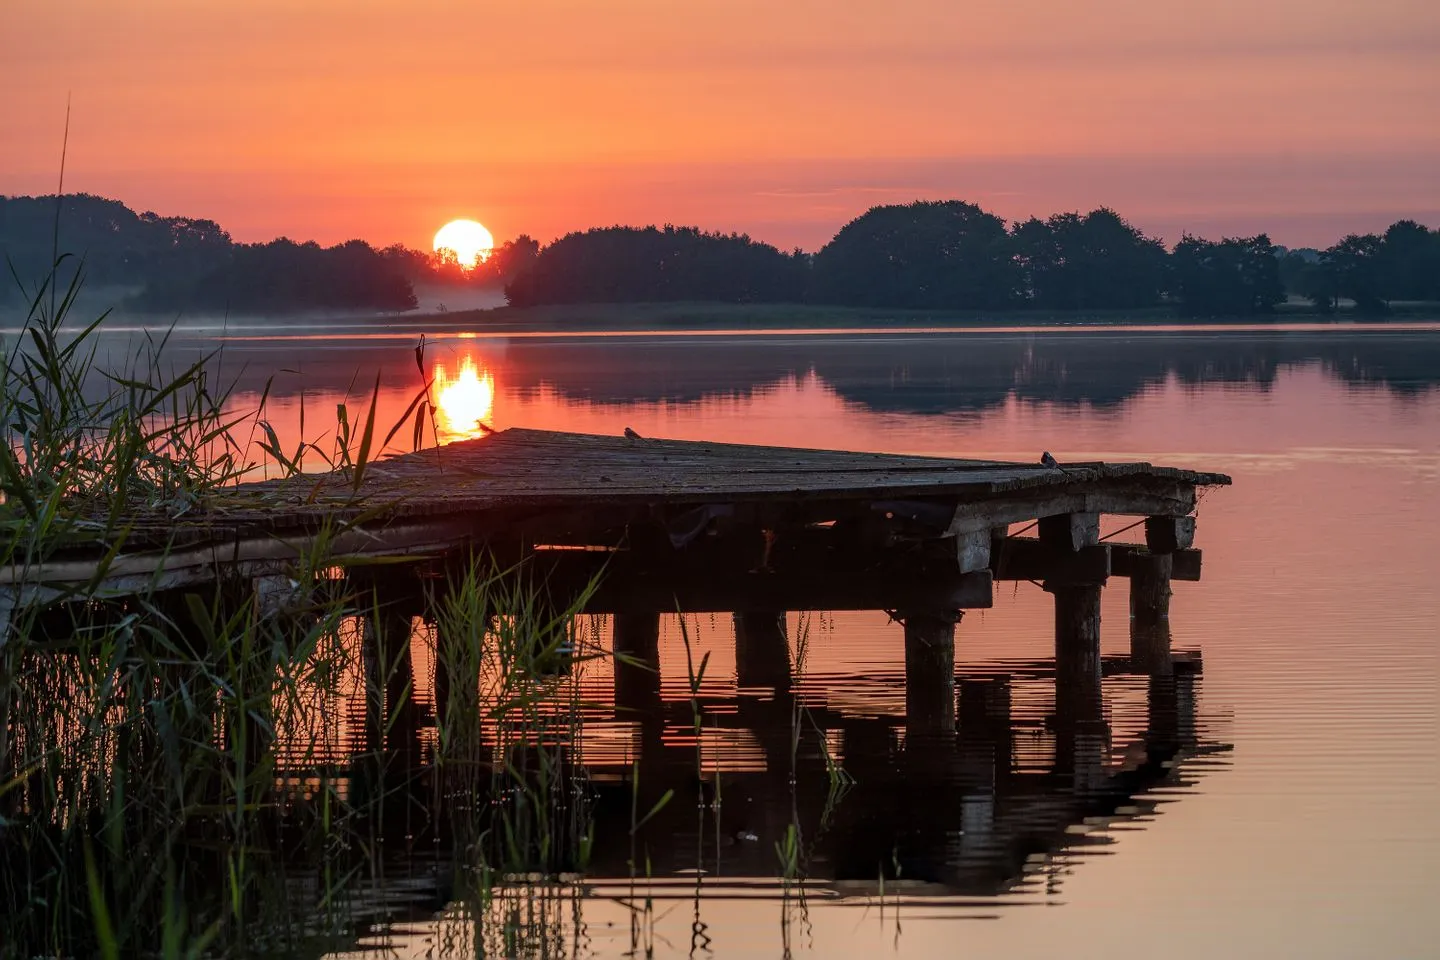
0,264 -> 612,956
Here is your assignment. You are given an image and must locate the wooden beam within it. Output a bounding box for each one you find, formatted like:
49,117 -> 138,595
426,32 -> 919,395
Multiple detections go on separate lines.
1112,545 -> 1201,581
947,485 -> 1198,536
554,567 -> 995,614
991,539 -> 1110,583
1145,516 -> 1196,554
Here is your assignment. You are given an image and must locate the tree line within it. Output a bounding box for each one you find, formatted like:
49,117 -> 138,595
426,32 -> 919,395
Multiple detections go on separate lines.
4,194 -> 1436,317
0,194 -> 532,314
508,201 -> 1439,316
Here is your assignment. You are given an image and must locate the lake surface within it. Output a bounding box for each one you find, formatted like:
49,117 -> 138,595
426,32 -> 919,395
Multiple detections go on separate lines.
157,325 -> 1440,957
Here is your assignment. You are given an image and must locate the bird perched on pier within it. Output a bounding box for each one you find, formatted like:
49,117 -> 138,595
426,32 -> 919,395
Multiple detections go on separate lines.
1040,451 -> 1060,469
624,426 -> 642,440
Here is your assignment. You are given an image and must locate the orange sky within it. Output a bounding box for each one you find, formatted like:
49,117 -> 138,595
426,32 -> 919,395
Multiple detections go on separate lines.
5,0 -> 1439,250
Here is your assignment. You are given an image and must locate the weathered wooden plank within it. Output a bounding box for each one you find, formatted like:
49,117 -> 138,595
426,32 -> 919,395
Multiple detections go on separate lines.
945,488 -> 1198,535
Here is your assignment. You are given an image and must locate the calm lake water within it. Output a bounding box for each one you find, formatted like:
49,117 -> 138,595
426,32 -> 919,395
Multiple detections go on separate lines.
155,325 -> 1440,957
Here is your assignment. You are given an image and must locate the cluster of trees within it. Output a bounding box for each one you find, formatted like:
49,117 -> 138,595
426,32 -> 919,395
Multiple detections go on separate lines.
378,234 -> 539,291
0,194 -> 531,314
0,194 -> 232,299
1279,220 -> 1440,314
132,238 -> 417,313
504,226 -> 808,307
505,201 -> 1438,317
6,194 -> 1435,317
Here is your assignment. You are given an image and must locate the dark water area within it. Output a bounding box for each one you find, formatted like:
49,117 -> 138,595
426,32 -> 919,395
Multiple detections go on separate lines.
36,325 -> 1440,957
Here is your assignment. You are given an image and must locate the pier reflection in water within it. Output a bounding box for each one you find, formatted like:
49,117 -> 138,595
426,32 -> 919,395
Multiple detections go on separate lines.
286,568 -> 1224,957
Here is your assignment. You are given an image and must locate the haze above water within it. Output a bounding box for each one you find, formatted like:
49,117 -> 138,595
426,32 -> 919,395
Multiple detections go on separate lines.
154,325 -> 1440,958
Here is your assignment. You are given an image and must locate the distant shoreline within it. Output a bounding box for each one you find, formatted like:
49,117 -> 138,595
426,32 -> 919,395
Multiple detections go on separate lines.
387,299 -> 1440,334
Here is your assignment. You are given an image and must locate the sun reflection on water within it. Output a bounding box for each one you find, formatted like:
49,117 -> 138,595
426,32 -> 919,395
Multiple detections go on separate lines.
432,355 -> 495,441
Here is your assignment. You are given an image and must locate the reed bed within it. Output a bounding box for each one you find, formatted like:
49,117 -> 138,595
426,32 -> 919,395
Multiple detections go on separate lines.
1,263 -> 843,958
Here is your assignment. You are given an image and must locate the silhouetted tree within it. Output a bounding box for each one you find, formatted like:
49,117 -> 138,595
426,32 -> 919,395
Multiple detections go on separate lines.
1012,208 -> 1167,310
810,201 -> 1018,310
1277,248 -> 1335,312
503,226 -> 807,307
5,192 -> 1437,318
0,194 -> 232,298
1377,220 -> 1440,301
485,234 -> 540,286
1320,234 -> 1387,314
1168,234 -> 1285,316
132,237 -> 417,314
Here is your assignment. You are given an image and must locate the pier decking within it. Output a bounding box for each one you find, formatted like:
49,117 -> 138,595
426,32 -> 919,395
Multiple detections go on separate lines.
7,428 -> 1230,608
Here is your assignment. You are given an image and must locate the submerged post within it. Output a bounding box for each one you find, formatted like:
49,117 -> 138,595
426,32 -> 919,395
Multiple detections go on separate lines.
1050,583 -> 1103,722
1040,512 -> 1104,721
1129,553 -> 1174,628
1130,515 -> 1191,668
612,611 -> 661,715
903,610 -> 958,736
369,605 -> 421,756
1041,512 -> 1108,784
1130,620 -> 1174,677
734,610 -> 791,693
958,677 -> 1012,851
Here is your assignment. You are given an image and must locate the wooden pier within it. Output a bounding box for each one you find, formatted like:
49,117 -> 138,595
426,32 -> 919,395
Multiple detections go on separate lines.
5,427 -> 1228,732
4,428 -> 1233,899
8,428 -> 1228,597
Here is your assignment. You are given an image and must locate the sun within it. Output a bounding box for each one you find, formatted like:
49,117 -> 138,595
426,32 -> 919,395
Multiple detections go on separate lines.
433,219 -> 494,269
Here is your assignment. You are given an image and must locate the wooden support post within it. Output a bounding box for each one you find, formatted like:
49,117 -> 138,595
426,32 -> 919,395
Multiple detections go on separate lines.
430,614 -> 451,731
1129,551 -> 1173,628
734,610 -> 791,693
1049,581 -> 1110,790
1130,619 -> 1173,677
613,611 -> 661,715
1047,572 -> 1109,788
363,605 -> 420,757
1040,511 -> 1105,729
903,611 -> 958,738
1050,582 -> 1103,725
